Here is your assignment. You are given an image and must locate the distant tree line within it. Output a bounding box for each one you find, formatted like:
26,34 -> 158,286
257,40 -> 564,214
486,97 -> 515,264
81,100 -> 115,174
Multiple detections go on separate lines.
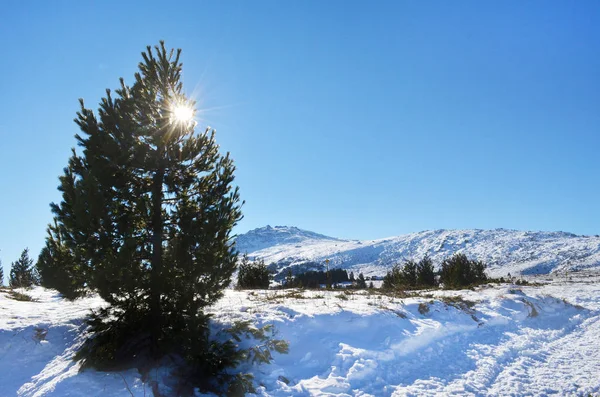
382,256 -> 436,289
291,268 -> 348,288
236,260 -> 371,290
383,253 -> 488,290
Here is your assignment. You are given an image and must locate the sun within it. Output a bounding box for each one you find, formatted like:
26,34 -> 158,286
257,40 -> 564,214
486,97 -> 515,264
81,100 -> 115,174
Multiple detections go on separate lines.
171,103 -> 195,124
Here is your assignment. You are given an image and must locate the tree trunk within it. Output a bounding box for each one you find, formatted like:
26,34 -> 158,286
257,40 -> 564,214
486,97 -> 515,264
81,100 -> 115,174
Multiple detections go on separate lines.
150,165 -> 165,355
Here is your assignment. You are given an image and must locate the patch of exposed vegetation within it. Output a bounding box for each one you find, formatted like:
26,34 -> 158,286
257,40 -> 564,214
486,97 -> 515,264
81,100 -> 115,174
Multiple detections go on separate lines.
6,290 -> 37,302
336,293 -> 349,301
440,295 -> 476,310
33,327 -> 48,343
522,299 -> 539,318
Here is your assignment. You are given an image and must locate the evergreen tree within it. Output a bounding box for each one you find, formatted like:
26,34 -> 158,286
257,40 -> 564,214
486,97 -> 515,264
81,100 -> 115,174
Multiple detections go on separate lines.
416,255 -> 436,287
349,271 -> 355,282
439,253 -> 487,288
37,220 -> 83,299
357,273 -> 367,289
401,260 -> 418,287
10,248 -> 35,288
237,255 -> 270,289
284,268 -> 294,288
293,268 -> 349,288
383,256 -> 436,290
0,260 -> 4,287
382,263 -> 403,289
39,42 -> 243,378
382,260 -> 417,289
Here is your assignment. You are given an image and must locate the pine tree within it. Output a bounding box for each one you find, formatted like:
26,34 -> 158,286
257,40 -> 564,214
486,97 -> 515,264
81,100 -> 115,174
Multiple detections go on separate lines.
416,255 -> 436,287
439,253 -> 487,288
284,268 -> 293,288
10,248 -> 35,288
382,263 -> 403,289
39,42 -> 243,375
357,273 -> 367,289
401,260 -> 418,287
37,220 -> 83,299
237,254 -> 270,289
0,260 -> 4,287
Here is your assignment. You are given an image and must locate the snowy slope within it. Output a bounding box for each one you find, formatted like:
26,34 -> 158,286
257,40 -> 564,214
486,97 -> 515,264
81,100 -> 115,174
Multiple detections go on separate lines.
2,275 -> 600,396
214,274 -> 600,396
236,225 -> 340,253
236,226 -> 600,277
0,288 -> 144,396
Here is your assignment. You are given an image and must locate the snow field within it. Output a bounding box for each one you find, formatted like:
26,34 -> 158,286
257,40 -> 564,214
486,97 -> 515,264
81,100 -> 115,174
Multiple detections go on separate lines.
1,276 -> 599,396
0,288 -> 144,396
212,280 -> 600,396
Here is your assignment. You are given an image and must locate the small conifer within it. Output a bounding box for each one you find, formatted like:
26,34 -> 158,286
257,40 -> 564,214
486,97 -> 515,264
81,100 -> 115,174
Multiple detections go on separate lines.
10,248 -> 35,288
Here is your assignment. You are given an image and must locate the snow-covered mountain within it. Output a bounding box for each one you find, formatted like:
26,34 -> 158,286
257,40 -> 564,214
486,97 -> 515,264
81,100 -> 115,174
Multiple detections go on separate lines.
235,225 -> 340,253
236,226 -> 600,277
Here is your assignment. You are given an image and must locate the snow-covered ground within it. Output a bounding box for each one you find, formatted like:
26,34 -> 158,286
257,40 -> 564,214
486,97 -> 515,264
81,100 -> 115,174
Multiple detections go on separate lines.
1,273 -> 599,396
236,226 -> 600,278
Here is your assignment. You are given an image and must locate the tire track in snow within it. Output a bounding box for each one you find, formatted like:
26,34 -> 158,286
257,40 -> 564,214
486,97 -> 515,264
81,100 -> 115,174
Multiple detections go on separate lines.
487,313 -> 600,396
391,302 -> 596,396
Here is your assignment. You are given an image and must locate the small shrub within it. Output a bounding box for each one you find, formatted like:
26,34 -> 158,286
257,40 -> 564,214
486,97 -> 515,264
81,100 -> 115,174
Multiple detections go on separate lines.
418,302 -> 430,315
277,375 -> 290,385
263,290 -> 307,302
440,295 -> 476,312
486,277 -> 506,284
522,299 -> 539,318
33,327 -> 48,343
7,290 -> 37,302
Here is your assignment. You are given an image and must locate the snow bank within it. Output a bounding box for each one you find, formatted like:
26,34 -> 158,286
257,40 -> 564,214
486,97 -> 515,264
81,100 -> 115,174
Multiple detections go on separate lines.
212,282 -> 600,396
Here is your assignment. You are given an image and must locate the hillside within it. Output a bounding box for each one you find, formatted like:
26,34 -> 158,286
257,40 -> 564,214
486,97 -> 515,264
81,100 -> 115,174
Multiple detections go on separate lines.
236,226 -> 600,277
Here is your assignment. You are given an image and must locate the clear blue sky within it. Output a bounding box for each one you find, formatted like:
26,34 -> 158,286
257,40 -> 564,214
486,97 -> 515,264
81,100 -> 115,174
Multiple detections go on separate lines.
1,1 -> 599,278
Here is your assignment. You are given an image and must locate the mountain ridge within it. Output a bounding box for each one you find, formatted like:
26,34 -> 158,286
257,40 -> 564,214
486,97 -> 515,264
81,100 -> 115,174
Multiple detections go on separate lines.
235,225 -> 600,277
